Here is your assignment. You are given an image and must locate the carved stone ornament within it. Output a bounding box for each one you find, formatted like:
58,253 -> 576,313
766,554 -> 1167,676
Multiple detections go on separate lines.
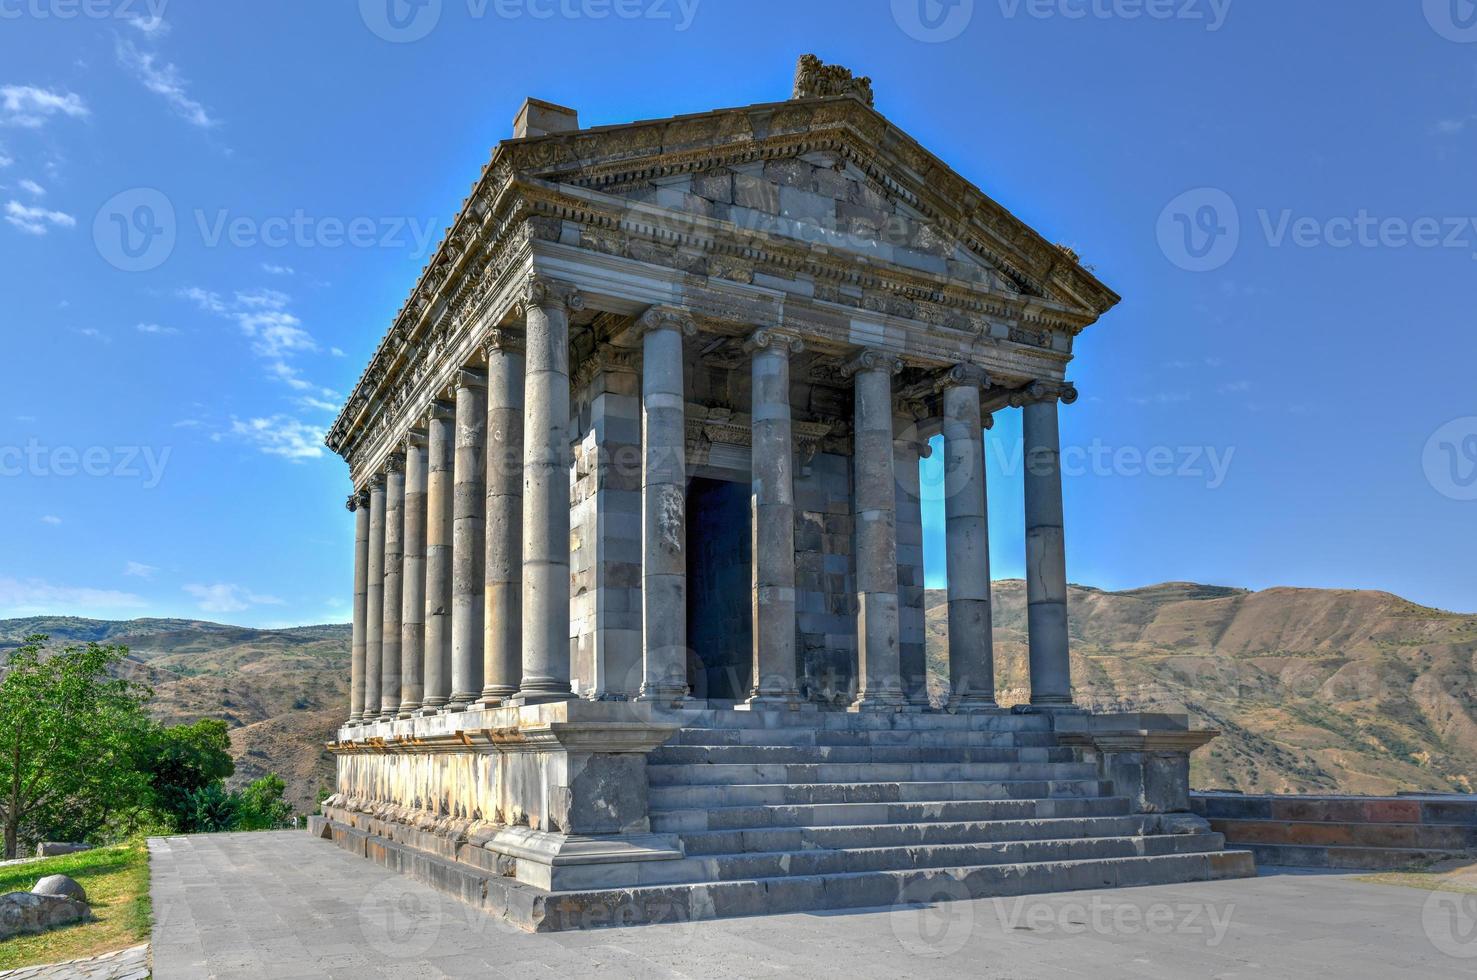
636,305 -> 698,338
792,54 -> 875,108
1008,379 -> 1078,408
743,328 -> 805,355
937,363 -> 991,393
519,274 -> 584,316
481,327 -> 526,358
385,451 -> 406,473
840,349 -> 904,379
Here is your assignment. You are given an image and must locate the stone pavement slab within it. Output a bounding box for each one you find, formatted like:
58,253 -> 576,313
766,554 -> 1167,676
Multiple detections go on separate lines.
149,832 -> 1475,979
0,944 -> 149,980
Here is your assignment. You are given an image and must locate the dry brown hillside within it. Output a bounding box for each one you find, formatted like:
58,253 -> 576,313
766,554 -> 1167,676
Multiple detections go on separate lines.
6,579 -> 1473,811
926,582 -> 1477,795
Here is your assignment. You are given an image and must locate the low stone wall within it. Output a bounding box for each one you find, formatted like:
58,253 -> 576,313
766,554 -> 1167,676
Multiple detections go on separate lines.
1191,792 -> 1477,869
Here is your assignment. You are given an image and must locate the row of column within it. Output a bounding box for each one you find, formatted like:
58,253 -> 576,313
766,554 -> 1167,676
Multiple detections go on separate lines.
346,286 -> 1077,723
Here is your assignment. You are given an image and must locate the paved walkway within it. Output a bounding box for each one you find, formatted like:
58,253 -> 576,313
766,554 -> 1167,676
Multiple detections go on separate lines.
0,945 -> 149,980
149,832 -> 1475,979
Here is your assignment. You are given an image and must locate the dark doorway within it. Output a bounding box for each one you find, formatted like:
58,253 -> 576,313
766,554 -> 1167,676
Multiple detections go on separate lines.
686,477 -> 752,700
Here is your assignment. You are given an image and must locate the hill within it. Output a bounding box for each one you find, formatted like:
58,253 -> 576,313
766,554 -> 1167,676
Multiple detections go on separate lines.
5,580 -> 1473,811
924,581 -> 1477,795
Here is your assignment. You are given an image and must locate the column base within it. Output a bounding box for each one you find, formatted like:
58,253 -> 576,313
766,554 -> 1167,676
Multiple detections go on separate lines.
476,687 -> 516,709
445,696 -> 477,713
636,687 -> 693,707
737,693 -> 812,712
848,693 -> 908,713
1013,700 -> 1085,714
418,699 -> 447,716
507,690 -> 577,707
948,694 -> 1001,713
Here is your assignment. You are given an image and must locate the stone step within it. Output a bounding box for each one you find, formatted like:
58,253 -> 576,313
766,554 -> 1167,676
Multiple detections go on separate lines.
646,761 -> 1100,786
678,814 -> 1154,855
668,727 -> 1062,748
649,744 -> 1080,765
647,778 -> 1111,810
531,850 -> 1256,929
545,833 -> 1231,891
656,710 -> 1053,733
651,794 -> 1132,833
1239,841 -> 1471,871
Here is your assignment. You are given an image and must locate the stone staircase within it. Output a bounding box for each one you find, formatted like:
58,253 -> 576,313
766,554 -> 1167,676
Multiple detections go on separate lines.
522,711 -> 1254,925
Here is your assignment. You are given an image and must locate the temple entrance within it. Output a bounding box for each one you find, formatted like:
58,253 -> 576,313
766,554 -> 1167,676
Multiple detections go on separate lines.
685,476 -> 752,700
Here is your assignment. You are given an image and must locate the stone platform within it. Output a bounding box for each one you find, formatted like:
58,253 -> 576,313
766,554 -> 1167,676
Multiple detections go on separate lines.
1194,792 -> 1477,870
316,702 -> 1253,931
151,831 -> 1473,978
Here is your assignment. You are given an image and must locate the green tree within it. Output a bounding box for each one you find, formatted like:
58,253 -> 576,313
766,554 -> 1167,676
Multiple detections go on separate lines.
182,782 -> 240,833
142,718 -> 235,829
238,773 -> 294,829
0,635 -> 153,858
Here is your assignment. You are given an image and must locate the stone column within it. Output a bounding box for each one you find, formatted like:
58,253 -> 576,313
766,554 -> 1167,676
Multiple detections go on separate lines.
379,453 -> 405,719
893,416 -> 931,710
744,328 -> 803,709
347,490 -> 370,724
847,350 -> 905,711
941,365 -> 997,711
637,307 -> 695,704
363,475 -> 386,724
513,276 -> 581,705
449,368 -> 487,711
480,330 -> 525,707
422,399 -> 455,713
398,431 -> 428,717
1017,381 -> 1078,708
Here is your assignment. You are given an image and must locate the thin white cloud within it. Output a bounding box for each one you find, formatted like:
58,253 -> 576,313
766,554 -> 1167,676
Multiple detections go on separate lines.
136,322 -> 179,335
183,582 -> 285,614
0,577 -> 148,617
179,286 -> 226,314
123,11 -> 172,36
0,85 -> 88,128
1433,115 -> 1477,137
17,178 -> 43,196
74,327 -> 108,342
228,415 -> 327,461
39,514 -> 61,525
297,395 -> 341,413
115,38 -> 218,129
261,262 -> 294,276
181,286 -> 335,398
124,561 -> 159,579
0,147 -> 11,168
329,346 -> 345,357
4,199 -> 75,235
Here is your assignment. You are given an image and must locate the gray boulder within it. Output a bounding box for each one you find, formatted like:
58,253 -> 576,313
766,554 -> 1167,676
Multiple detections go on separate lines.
33,874 -> 88,903
36,841 -> 93,857
0,891 -> 91,941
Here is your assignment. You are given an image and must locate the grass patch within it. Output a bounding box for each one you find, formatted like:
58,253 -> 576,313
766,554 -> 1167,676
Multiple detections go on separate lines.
0,841 -> 151,971
1356,854 -> 1477,895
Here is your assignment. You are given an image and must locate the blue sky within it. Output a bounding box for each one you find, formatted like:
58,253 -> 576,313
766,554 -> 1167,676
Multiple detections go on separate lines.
2,0 -> 1474,626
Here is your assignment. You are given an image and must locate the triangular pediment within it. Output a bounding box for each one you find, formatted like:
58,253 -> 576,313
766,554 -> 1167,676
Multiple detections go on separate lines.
495,95 -> 1119,317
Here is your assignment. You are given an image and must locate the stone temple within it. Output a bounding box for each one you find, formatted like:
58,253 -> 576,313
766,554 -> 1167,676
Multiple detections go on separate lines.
314,56 -> 1254,931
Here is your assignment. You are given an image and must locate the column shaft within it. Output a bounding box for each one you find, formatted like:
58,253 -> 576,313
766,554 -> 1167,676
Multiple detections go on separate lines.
348,492 -> 370,724
398,435 -> 427,716
422,401 -> 455,711
942,378 -> 996,710
745,331 -> 800,707
480,337 -> 524,705
638,312 -> 691,703
893,426 -> 930,709
363,478 -> 386,724
449,370 -> 487,710
514,284 -> 577,704
380,458 -> 405,719
1023,394 -> 1073,706
850,353 -> 904,710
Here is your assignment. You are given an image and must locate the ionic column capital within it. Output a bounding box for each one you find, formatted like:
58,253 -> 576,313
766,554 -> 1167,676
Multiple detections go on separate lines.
481,327 -> 525,358
385,451 -> 406,474
402,428 -> 427,451
346,489 -> 369,512
370,472 -> 387,490
427,398 -> 455,422
841,349 -> 903,379
519,274 -> 584,316
636,305 -> 697,339
454,367 -> 488,391
1008,379 -> 1078,407
936,363 -> 991,393
744,327 -> 804,355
